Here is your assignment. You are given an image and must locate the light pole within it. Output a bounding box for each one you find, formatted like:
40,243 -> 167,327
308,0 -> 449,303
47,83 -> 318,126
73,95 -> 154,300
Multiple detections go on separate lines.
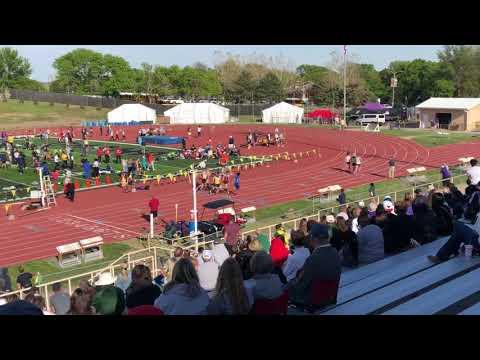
388,69 -> 403,108
343,45 -> 347,129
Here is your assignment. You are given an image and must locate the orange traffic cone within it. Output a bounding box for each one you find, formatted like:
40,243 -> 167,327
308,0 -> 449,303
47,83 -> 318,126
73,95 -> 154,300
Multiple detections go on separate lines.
85,179 -> 91,188
95,178 -> 100,186
74,180 -> 80,189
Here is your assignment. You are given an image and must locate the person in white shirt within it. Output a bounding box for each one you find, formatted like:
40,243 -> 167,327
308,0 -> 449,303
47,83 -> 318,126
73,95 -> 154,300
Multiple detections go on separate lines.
467,159 -> 480,185
282,230 -> 311,282
211,242 -> 230,267
345,152 -> 351,172
197,250 -> 219,294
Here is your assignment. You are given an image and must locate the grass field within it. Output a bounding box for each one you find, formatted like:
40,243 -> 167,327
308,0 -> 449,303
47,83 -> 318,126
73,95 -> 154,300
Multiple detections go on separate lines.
244,166 -> 467,230
6,242 -> 132,291
0,136 -> 263,202
0,100 -> 108,130
381,128 -> 480,147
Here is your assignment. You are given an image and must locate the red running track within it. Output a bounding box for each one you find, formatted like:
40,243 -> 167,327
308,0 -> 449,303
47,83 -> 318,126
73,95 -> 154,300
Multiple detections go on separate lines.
1,125 -> 480,267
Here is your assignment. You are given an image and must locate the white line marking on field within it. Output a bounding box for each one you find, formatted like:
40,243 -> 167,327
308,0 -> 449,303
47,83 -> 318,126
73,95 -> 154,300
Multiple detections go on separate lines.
66,214 -> 141,235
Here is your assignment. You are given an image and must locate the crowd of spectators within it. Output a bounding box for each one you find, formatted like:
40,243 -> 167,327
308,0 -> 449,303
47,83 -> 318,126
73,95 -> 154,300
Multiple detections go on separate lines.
1,161 -> 480,315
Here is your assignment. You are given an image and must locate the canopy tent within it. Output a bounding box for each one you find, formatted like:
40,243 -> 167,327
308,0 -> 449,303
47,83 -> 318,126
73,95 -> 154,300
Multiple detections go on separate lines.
361,102 -> 386,112
107,104 -> 156,124
305,108 -> 337,119
164,103 -> 230,124
262,102 -> 304,124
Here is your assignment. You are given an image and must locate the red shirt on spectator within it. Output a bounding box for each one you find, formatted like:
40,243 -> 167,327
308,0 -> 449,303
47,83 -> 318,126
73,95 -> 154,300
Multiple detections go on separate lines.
149,197 -> 159,212
104,147 -> 110,156
270,237 -> 289,268
115,148 -> 122,156
224,220 -> 240,246
147,153 -> 154,164
96,148 -> 103,157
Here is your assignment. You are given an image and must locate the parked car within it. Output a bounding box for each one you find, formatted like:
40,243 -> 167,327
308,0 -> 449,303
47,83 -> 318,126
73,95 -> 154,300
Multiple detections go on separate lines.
356,113 -> 386,125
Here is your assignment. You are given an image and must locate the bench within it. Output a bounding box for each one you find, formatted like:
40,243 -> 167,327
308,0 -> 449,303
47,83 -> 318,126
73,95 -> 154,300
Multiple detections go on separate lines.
80,236 -> 104,262
339,237 -> 448,288
56,242 -> 82,268
382,266 -> 480,315
241,206 -> 257,224
324,257 -> 480,315
406,166 -> 426,175
459,302 -> 480,315
318,184 -> 341,201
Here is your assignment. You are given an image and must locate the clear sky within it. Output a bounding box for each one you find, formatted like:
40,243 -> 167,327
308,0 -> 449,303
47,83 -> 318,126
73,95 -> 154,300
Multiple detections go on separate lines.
4,45 -> 443,82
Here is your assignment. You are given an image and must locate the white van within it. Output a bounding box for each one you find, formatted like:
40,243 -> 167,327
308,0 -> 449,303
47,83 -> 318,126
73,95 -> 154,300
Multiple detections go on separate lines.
357,113 -> 386,124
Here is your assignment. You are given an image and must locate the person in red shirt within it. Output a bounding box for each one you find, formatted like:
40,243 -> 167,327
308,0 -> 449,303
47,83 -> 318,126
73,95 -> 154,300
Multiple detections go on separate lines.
96,147 -> 103,162
146,152 -> 155,171
115,147 -> 123,163
269,235 -> 289,268
103,147 -> 111,163
148,195 -> 160,223
223,216 -> 240,255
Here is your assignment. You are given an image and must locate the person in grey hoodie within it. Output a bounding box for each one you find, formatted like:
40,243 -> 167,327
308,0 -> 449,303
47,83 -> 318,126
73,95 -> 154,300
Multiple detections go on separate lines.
243,251 -> 283,302
154,258 -> 209,315
356,215 -> 385,264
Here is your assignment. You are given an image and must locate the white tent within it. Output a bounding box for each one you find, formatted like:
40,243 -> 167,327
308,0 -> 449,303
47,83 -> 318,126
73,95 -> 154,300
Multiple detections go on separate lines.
164,103 -> 230,124
262,102 -> 304,124
107,104 -> 156,124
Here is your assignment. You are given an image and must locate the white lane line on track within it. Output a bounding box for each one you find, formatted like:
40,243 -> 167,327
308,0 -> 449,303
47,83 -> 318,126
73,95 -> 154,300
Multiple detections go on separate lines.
66,214 -> 141,235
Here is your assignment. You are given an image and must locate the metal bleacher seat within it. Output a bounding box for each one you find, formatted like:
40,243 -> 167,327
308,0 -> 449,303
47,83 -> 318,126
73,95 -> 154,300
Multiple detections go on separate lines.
459,302 -> 480,315
382,266 -> 480,315
323,257 -> 480,315
339,237 -> 449,288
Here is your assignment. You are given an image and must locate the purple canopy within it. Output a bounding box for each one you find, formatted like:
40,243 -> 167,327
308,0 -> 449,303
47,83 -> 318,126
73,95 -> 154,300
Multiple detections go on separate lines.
361,102 -> 386,111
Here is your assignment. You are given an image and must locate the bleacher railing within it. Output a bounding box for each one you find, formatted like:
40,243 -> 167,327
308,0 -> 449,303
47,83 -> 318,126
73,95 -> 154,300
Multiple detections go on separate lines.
0,173 -> 468,312
240,173 -> 468,241
0,237 -> 218,312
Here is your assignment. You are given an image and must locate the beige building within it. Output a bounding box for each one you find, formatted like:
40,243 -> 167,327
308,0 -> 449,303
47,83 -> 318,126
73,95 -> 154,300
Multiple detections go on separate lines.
416,98 -> 480,131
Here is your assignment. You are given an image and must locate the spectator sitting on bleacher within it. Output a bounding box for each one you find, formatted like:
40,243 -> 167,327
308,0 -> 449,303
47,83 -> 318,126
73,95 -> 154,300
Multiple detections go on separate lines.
444,183 -> 466,219
412,198 -> 438,245
330,216 -> 356,252
197,250 -> 219,294
282,230 -> 310,282
25,292 -> 54,315
115,264 -> 132,294
269,234 -> 289,284
464,182 -> 480,223
207,258 -> 252,315
49,282 -> 71,315
428,221 -> 480,263
164,247 -> 184,283
93,272 -> 126,315
211,241 -> 230,268
235,235 -> 262,280
298,218 -> 308,237
67,288 -> 95,315
431,192 -> 454,237
356,215 -> 385,264
154,258 -> 209,315
125,265 -> 161,309
288,224 -> 341,309
467,159 -> 480,186
244,252 -> 284,303
371,204 -> 388,230
0,299 -> 44,315
383,202 -> 415,254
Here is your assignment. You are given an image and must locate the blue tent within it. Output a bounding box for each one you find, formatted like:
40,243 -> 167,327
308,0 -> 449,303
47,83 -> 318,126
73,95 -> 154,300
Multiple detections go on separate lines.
137,136 -> 184,146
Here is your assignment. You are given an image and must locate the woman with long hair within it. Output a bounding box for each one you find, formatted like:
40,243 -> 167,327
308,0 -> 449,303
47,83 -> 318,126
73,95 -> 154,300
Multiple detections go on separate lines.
154,258 -> 209,315
207,258 -> 252,315
298,218 -> 308,237
67,288 -> 95,315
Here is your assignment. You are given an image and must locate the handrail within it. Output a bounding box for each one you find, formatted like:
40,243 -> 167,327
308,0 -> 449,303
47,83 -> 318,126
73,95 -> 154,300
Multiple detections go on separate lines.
240,173 -> 468,240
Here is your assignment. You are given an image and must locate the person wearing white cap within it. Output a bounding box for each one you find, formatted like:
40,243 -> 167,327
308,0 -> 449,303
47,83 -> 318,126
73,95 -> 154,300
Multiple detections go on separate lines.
197,250 -> 219,294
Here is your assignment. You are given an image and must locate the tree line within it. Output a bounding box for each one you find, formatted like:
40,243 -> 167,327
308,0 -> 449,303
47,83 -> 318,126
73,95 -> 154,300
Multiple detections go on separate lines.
1,46 -> 480,107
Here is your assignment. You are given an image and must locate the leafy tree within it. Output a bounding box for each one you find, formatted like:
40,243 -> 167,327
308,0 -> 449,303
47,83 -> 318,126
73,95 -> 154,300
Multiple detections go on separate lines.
52,49 -> 133,96
438,45 -> 480,97
257,72 -> 284,102
232,70 -> 257,102
0,47 -> 32,99
358,64 -> 388,101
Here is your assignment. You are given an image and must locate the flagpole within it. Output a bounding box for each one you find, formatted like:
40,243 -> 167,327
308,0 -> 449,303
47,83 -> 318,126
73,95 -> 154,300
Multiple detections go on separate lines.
343,45 -> 347,130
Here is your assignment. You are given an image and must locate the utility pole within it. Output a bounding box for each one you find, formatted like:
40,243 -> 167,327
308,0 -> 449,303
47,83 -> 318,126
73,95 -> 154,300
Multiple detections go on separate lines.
343,45 -> 347,129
